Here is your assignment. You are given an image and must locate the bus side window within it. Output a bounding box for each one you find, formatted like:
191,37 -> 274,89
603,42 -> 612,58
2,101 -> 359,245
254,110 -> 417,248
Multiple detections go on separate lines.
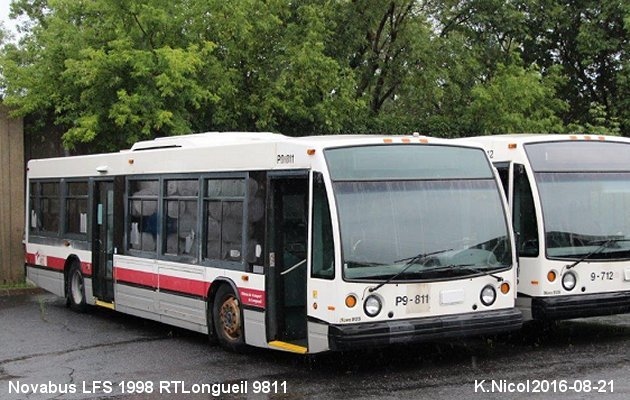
493,162 -> 510,199
29,182 -> 39,232
514,164 -> 539,257
40,181 -> 61,234
204,178 -> 245,266
128,179 -> 159,253
164,179 -> 199,260
246,172 -> 266,271
311,172 -> 334,279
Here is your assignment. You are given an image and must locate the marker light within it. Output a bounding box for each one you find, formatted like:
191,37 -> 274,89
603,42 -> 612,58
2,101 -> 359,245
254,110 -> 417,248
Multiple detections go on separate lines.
364,295 -> 382,317
547,270 -> 557,282
562,272 -> 577,291
480,285 -> 497,306
345,295 -> 357,308
500,282 -> 510,295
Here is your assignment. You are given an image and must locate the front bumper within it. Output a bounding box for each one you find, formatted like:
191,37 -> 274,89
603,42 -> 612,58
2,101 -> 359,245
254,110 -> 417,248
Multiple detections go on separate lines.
328,308 -> 522,351
531,290 -> 630,321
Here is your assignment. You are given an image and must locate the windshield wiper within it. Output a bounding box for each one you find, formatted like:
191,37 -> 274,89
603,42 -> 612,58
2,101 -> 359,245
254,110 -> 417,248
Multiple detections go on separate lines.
393,248 -> 453,264
426,264 -> 503,282
369,248 -> 453,293
345,260 -> 385,268
566,237 -> 628,269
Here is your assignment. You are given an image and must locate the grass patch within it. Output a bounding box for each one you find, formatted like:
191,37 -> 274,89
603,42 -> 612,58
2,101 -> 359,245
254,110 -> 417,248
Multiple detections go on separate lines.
0,281 -> 35,290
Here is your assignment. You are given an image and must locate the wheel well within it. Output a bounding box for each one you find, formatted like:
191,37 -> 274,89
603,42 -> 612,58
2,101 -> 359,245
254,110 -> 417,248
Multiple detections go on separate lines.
206,279 -> 240,336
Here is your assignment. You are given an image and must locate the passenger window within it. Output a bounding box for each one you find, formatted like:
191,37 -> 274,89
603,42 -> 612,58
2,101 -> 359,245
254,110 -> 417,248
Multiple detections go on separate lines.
128,180 -> 159,253
164,179 -> 199,260
493,162 -> 510,200
65,181 -> 88,236
312,173 -> 334,279
246,173 -> 266,271
40,182 -> 60,233
204,179 -> 245,262
514,164 -> 539,257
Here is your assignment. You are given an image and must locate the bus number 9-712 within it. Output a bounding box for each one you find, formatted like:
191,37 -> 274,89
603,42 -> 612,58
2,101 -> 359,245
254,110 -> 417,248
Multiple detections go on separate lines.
591,271 -> 614,281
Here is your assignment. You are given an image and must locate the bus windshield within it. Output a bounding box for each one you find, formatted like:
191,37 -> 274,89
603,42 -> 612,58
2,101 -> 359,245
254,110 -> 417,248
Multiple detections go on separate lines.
535,172 -> 630,259
325,145 -> 512,281
526,142 -> 630,260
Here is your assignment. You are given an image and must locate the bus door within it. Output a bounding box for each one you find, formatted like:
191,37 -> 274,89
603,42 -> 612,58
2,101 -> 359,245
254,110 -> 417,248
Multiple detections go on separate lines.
265,172 -> 309,352
92,178 -> 123,304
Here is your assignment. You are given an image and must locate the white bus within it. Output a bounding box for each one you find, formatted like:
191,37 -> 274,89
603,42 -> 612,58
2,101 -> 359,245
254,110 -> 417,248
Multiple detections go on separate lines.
463,134 -> 630,321
25,132 -> 521,354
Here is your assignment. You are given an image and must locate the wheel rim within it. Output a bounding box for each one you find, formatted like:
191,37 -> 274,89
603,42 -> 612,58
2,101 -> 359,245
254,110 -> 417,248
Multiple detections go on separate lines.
71,270 -> 84,305
219,295 -> 241,341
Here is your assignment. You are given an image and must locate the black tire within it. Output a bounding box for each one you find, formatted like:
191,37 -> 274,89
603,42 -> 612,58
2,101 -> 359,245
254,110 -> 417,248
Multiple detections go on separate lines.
212,285 -> 246,352
206,302 -> 218,346
66,262 -> 88,312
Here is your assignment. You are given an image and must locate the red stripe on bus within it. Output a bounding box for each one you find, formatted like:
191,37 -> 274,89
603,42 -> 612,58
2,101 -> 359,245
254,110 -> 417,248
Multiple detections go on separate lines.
25,252 -> 93,276
47,256 -> 66,270
114,267 -> 158,288
113,266 -> 265,306
159,275 -> 210,298
80,261 -> 93,276
25,253 -> 64,271
25,253 -> 36,264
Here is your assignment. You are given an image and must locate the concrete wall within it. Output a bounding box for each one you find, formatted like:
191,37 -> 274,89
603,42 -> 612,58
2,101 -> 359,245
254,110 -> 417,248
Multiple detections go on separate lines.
0,105 -> 25,284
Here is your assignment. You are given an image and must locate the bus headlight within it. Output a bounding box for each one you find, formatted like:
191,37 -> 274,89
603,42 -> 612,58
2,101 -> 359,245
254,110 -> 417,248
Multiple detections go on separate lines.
562,271 -> 577,291
480,285 -> 497,306
364,295 -> 382,317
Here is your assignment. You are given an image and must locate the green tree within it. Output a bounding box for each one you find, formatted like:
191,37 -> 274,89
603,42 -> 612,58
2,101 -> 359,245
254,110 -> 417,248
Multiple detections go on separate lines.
421,0 -> 569,136
518,0 -> 629,134
1,0 -> 361,152
192,0 -> 360,136
3,0 -> 225,151
465,63 -> 567,134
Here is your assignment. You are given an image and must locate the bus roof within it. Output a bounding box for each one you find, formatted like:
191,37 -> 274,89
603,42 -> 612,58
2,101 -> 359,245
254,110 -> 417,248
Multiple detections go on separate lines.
27,132 -> 481,179
459,133 -> 628,146
129,131 -> 434,151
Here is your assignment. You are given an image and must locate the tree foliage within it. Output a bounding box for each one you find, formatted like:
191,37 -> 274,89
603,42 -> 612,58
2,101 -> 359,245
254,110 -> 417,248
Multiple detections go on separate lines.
1,0 -> 628,152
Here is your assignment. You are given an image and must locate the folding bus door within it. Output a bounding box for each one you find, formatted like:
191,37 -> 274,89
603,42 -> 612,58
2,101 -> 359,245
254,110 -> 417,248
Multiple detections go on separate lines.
92,178 -> 123,306
265,172 -> 309,353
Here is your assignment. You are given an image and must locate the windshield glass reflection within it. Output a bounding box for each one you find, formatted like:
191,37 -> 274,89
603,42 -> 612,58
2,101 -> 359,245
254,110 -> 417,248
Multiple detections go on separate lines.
536,172 -> 630,259
333,179 -> 512,281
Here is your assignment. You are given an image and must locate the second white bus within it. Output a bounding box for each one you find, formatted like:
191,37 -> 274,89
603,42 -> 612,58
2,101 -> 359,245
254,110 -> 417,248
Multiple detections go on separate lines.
465,134 -> 630,321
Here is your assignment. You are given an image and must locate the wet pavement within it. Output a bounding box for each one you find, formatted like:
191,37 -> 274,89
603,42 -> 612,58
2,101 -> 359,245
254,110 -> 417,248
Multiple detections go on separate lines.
1,293 -> 629,399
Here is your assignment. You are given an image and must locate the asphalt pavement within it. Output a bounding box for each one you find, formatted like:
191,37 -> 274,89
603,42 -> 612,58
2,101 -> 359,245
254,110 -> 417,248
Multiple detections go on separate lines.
1,293 -> 629,399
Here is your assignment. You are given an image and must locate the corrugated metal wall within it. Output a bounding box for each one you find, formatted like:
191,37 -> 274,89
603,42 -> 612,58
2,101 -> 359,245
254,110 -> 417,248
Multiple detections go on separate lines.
0,105 -> 25,284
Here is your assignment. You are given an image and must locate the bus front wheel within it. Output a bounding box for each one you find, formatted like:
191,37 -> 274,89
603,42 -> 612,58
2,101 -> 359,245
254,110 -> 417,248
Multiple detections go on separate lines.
66,262 -> 88,312
213,285 -> 246,352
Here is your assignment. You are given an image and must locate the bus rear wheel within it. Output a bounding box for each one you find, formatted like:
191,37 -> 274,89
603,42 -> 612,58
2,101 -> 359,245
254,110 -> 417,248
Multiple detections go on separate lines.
213,285 -> 246,352
66,263 -> 88,312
